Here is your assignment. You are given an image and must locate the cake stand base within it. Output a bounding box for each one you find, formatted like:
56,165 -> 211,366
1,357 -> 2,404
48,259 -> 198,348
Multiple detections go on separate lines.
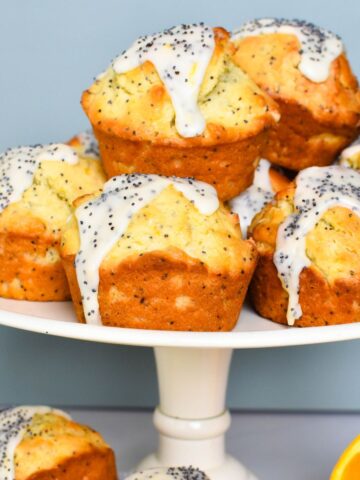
136,347 -> 258,480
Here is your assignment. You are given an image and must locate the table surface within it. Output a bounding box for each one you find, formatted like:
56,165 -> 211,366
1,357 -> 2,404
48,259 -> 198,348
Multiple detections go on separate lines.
63,408 -> 360,479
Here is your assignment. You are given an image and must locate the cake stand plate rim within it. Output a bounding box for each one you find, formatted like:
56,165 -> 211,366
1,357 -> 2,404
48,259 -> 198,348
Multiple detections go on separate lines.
0,299 -> 359,349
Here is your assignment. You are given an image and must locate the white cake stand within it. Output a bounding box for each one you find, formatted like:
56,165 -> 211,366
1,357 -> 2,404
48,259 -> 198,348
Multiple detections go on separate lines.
1,298 -> 360,480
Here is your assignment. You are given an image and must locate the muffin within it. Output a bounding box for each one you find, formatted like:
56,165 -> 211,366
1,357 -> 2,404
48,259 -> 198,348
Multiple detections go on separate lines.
249,165 -> 360,327
0,406 -> 117,480
339,138 -> 360,169
0,143 -> 105,301
229,159 -> 290,237
232,18 -> 360,171
81,23 -> 279,201
68,130 -> 100,160
61,174 -> 258,331
126,467 -> 210,479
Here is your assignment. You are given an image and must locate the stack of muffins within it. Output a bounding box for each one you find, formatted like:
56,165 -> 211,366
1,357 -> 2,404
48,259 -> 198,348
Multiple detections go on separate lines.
1,18 -> 360,331
2,16 -> 360,480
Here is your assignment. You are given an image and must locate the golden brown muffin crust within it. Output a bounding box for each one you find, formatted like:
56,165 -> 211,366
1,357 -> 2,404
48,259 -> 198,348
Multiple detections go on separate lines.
92,128 -> 267,201
63,247 -> 257,331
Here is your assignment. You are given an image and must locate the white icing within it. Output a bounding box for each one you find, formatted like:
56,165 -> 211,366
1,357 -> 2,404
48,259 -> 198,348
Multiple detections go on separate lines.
230,159 -> 274,237
112,23 -> 215,138
339,138 -> 360,167
0,406 -> 70,480
125,467 -> 210,480
233,18 -> 343,83
274,166 -> 360,325
75,174 -> 219,325
77,130 -> 100,160
0,144 -> 78,213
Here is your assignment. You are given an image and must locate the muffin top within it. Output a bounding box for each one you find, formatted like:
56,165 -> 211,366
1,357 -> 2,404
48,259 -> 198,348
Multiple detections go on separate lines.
0,144 -> 105,239
82,24 -> 279,146
249,165 -> 360,324
339,138 -> 360,169
232,18 -> 360,127
61,173 -> 253,324
126,467 -> 210,479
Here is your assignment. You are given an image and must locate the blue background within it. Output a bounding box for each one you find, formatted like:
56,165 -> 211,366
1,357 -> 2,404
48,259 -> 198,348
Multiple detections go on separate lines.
0,0 -> 360,410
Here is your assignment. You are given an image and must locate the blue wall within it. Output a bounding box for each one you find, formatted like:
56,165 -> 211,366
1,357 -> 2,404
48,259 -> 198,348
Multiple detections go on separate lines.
1,0 -> 360,410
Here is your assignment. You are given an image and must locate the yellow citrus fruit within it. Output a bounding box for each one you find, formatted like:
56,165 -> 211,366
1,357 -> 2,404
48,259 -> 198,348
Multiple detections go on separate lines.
330,435 -> 360,479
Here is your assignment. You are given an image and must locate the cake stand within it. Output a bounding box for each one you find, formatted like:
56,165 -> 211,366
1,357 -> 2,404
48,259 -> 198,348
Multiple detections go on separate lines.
1,298 -> 360,480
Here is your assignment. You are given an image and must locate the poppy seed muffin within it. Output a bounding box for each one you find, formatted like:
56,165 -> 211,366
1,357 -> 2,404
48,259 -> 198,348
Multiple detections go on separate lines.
61,174 -> 258,331
0,406 -> 117,480
249,165 -> 360,327
81,24 -> 279,201
232,18 -> 360,171
0,144 -> 105,301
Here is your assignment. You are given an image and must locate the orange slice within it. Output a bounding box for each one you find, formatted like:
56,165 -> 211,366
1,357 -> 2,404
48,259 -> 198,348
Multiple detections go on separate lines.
331,435 -> 360,479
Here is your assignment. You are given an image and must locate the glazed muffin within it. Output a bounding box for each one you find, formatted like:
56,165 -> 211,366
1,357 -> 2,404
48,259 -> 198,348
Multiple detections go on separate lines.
229,159 -> 290,237
0,406 -> 117,480
0,144 -> 105,301
339,138 -> 360,169
68,130 -> 100,160
126,467 -> 210,479
232,19 -> 360,171
61,174 -> 258,331
81,23 -> 279,201
249,165 -> 360,327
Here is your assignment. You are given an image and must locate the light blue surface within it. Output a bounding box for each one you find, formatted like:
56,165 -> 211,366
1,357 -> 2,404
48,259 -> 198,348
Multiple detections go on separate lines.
0,0 -> 360,410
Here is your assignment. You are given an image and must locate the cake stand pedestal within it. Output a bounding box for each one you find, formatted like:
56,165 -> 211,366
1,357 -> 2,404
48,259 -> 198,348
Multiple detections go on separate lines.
1,299 -> 360,479
138,347 -> 255,479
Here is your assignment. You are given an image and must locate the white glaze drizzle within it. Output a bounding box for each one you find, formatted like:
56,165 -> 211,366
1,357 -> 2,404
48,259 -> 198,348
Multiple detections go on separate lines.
274,166 -> 360,325
75,174 -> 219,325
125,467 -> 210,480
230,159 -> 274,237
0,406 -> 70,480
77,130 -> 100,160
233,18 -> 343,83
0,144 -> 78,213
112,23 -> 215,138
339,138 -> 360,167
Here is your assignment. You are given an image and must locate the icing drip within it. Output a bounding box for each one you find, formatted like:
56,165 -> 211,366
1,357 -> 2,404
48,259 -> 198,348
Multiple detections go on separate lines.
274,166 -> 360,325
0,144 -> 78,213
77,130 -> 100,160
125,467 -> 210,480
112,23 -> 215,138
75,174 -> 219,325
230,159 -> 274,237
0,406 -> 69,480
339,138 -> 360,167
233,18 -> 343,83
